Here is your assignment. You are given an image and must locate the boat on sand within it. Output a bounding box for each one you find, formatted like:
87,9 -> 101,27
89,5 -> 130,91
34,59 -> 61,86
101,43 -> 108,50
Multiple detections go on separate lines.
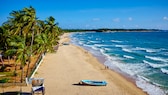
79,80 -> 107,86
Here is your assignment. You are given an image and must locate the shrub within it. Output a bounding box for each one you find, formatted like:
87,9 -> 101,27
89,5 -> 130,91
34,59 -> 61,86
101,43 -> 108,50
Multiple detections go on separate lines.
0,78 -> 9,83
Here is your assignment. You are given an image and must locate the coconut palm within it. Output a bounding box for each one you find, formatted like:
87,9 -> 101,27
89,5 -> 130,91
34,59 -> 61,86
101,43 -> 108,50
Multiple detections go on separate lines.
0,27 -> 5,67
0,26 -> 11,65
22,6 -> 37,54
6,6 -> 38,77
45,16 -> 60,46
22,6 -> 37,77
6,35 -> 30,82
1,6 -> 63,82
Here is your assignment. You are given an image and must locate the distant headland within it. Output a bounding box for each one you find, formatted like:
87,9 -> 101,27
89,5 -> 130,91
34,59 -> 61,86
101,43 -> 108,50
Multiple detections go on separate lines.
63,28 -> 164,32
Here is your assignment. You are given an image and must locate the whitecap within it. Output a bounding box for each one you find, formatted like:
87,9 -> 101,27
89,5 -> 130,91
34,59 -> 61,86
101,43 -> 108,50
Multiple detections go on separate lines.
111,40 -> 123,43
100,49 -> 105,54
115,45 -> 128,48
89,40 -> 101,43
91,46 -> 99,50
136,76 -> 166,95
143,60 -> 168,68
134,47 -> 160,53
83,44 -> 92,47
94,44 -> 112,47
134,47 -> 147,51
78,41 -> 84,45
163,52 -> 168,56
161,68 -> 168,74
104,48 -> 113,51
123,55 -> 134,59
146,49 -> 158,53
145,56 -> 168,63
122,48 -> 133,53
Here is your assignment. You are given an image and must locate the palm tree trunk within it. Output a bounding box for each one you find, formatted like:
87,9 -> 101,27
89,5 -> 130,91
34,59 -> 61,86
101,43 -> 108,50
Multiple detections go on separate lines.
14,64 -> 17,83
8,56 -> 10,64
30,22 -> 35,56
26,57 -> 31,77
0,55 -> 4,67
20,65 -> 24,83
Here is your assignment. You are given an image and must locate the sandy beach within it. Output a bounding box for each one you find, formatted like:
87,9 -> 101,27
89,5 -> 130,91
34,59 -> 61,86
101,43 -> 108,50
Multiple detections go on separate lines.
0,33 -> 147,95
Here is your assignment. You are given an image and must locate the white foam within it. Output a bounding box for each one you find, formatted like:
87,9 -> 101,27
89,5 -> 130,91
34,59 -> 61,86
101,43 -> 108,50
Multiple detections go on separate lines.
161,68 -> 168,74
122,48 -> 133,53
83,44 -> 92,47
145,56 -> 168,63
146,49 -> 158,53
111,40 -> 123,43
136,76 -> 166,95
143,60 -> 168,68
105,57 -> 146,76
100,49 -> 105,54
123,55 -> 134,59
115,45 -> 128,48
135,47 -> 146,50
134,47 -> 160,53
104,48 -> 113,51
103,54 -> 167,95
79,41 -> 84,45
163,52 -> 168,56
94,44 -> 112,47
91,46 -> 99,50
89,40 -> 101,43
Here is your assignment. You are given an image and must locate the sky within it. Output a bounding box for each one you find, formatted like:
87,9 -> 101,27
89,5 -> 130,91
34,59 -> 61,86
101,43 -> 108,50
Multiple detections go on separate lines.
0,0 -> 168,30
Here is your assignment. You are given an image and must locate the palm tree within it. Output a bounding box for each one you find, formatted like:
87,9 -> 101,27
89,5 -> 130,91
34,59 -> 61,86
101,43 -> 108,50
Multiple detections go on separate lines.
0,27 -> 5,67
6,35 -> 30,82
6,6 -> 37,77
35,33 -> 53,54
0,26 -> 11,66
45,16 -> 60,47
22,6 -> 37,54
1,6 -> 63,82
22,6 -> 37,77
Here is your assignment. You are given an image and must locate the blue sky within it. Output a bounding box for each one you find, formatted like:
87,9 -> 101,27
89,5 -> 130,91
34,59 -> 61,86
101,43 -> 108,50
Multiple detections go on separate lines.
0,0 -> 168,29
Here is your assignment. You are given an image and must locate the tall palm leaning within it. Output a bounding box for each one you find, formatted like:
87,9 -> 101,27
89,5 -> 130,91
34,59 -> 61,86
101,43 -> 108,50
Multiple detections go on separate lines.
22,6 -> 37,77
35,19 -> 54,54
0,26 -> 11,66
6,35 -> 30,83
22,6 -> 37,54
45,16 -> 60,47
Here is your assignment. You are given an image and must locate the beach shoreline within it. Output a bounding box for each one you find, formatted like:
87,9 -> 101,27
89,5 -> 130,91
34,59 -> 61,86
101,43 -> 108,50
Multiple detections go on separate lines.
58,33 -> 147,95
0,33 -> 147,95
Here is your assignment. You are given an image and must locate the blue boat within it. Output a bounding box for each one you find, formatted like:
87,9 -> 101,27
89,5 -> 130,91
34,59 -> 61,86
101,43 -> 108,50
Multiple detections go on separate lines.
80,80 -> 107,86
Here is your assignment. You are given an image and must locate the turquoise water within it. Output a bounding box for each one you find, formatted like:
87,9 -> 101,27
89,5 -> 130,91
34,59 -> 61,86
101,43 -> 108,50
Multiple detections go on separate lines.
70,31 -> 168,95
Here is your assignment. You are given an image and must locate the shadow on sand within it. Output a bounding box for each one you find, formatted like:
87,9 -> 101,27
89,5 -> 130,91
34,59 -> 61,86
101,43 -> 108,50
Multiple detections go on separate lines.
0,91 -> 32,95
72,83 -> 85,86
72,83 -> 100,86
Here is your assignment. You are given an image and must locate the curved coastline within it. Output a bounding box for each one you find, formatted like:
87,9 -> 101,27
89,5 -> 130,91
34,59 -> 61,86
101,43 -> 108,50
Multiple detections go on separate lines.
68,33 -> 148,95
70,32 -> 168,95
0,33 -> 147,95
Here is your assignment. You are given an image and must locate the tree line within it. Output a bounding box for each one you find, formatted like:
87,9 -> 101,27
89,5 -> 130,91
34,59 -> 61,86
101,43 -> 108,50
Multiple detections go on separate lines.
63,28 -> 160,32
0,6 -> 63,82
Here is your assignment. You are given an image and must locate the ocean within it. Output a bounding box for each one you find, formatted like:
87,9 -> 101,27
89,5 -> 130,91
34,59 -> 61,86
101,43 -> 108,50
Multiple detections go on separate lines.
70,31 -> 168,95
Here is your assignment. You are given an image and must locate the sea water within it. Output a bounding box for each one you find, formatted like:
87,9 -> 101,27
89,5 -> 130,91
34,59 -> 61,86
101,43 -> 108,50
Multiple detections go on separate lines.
70,31 -> 168,95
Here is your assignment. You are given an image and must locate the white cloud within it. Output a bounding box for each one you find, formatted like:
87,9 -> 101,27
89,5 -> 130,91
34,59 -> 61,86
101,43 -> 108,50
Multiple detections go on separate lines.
113,18 -> 120,22
128,17 -> 133,21
85,24 -> 90,27
135,25 -> 139,28
163,16 -> 168,21
92,18 -> 100,21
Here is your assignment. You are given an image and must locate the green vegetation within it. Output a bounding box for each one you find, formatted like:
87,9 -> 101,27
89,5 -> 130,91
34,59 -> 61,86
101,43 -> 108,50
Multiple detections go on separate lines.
63,28 -> 160,32
0,78 -> 9,83
0,6 -> 63,83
